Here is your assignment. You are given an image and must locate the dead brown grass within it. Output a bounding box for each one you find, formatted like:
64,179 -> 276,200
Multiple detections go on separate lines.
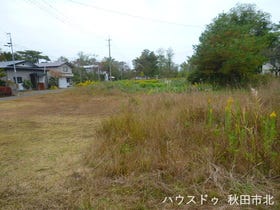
83,80 -> 280,209
0,81 -> 279,209
0,89 -> 125,209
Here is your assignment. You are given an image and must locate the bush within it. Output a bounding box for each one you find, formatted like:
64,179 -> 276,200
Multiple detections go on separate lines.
76,80 -> 96,87
50,85 -> 58,90
48,77 -> 58,88
77,79 -> 193,95
0,80 -> 5,86
23,80 -> 32,90
247,74 -> 271,87
187,70 -> 203,84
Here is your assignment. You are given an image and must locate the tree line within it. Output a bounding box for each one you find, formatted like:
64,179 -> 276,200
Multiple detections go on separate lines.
1,3 -> 279,86
0,50 -> 50,63
0,48 -> 183,83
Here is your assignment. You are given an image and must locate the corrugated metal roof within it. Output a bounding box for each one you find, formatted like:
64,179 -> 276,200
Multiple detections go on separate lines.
37,62 -> 66,67
0,60 -> 25,68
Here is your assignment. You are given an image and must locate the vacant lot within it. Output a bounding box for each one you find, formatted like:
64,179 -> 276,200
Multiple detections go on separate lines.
0,80 -> 279,209
0,89 -> 125,209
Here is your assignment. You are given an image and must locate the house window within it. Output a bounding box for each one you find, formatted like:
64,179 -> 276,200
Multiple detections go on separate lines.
13,77 -> 23,83
66,78 -> 71,83
63,66 -> 68,72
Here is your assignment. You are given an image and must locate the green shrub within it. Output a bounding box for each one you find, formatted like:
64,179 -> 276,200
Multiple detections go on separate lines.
48,77 -> 58,88
0,79 -> 5,86
23,80 -> 32,90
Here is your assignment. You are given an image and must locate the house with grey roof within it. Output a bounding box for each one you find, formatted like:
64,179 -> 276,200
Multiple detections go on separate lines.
37,61 -> 73,88
262,62 -> 280,76
0,60 -> 47,90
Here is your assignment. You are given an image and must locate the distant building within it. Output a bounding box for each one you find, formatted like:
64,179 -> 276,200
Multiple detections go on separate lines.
83,63 -> 108,81
262,62 -> 279,76
37,62 -> 73,88
83,64 -> 99,73
0,60 -> 47,90
0,60 -> 74,90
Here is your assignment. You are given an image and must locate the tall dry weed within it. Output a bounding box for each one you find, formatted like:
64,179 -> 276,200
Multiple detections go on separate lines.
84,79 -> 280,208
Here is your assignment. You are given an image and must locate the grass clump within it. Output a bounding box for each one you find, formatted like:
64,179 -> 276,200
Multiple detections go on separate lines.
74,78 -> 216,95
84,79 -> 280,209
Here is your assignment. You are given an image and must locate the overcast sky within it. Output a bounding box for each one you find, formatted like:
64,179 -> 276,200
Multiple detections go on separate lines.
0,0 -> 279,67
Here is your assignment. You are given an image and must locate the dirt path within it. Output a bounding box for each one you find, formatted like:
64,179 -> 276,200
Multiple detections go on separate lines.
0,88 -> 70,102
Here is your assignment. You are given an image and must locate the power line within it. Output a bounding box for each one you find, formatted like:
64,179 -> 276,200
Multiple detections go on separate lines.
107,37 -> 112,80
23,0 -> 105,40
67,0 -> 203,28
40,0 -> 73,23
5,33 -> 18,85
24,0 -> 67,24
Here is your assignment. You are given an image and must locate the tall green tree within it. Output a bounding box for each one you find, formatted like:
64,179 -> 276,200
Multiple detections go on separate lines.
0,50 -> 50,63
73,52 -> 97,67
133,49 -> 158,77
178,61 -> 192,77
100,58 -> 130,80
56,56 -> 69,63
0,51 -> 13,61
189,4 -> 276,85
157,48 -> 178,77
156,48 -> 166,75
72,52 -> 98,82
16,50 -> 50,63
100,57 -> 119,80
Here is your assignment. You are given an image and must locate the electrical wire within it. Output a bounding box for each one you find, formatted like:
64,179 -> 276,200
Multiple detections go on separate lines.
23,0 -> 105,40
10,0 -> 199,62
67,0 -> 203,28
41,0 -> 71,22
25,0 -> 67,24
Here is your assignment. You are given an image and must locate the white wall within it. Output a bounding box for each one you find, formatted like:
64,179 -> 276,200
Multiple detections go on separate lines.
47,64 -> 73,88
262,63 -> 273,74
58,78 -> 68,88
38,76 -> 45,83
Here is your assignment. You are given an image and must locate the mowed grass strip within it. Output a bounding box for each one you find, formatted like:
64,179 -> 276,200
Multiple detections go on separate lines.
0,90 -> 124,209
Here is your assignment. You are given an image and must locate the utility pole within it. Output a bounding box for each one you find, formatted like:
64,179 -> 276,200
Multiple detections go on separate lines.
97,65 -> 100,81
107,37 -> 112,81
5,33 -> 18,86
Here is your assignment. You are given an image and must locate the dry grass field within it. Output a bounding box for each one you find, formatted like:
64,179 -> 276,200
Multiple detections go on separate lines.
0,89 -> 125,209
0,80 -> 279,209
